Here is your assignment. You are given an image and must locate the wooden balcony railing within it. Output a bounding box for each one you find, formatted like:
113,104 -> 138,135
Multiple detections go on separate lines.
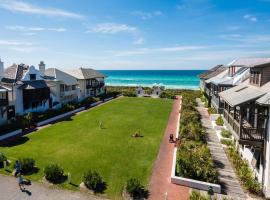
0,99 -> 8,107
223,109 -> 264,144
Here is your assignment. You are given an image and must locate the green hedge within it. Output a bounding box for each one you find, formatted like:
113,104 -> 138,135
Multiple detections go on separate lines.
177,91 -> 218,184
226,147 -> 261,194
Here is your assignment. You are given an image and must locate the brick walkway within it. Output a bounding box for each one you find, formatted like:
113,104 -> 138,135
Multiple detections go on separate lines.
148,96 -> 190,200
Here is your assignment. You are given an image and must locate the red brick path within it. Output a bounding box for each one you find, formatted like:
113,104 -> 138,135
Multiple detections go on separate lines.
148,96 -> 189,200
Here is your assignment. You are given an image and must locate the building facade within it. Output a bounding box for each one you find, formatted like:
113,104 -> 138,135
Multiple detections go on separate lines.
64,68 -> 106,100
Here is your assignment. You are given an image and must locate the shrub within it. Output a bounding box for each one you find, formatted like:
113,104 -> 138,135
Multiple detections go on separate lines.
226,147 -> 262,194
44,164 -> 64,183
221,129 -> 232,138
189,191 -> 209,200
215,115 -> 224,126
126,178 -> 146,198
123,91 -> 136,97
176,141 -> 218,183
0,153 -> 7,167
220,139 -> 233,147
83,170 -> 105,193
208,107 -> 217,114
19,158 -> 35,174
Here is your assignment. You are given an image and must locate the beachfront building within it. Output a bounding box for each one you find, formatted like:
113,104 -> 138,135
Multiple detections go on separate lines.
0,64 -> 51,116
219,59 -> 270,197
64,68 -> 106,100
152,85 -> 164,97
44,67 -> 79,108
203,59 -> 252,113
136,86 -> 144,97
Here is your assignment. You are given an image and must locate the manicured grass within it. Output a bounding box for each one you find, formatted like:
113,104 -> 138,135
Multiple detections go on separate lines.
0,97 -> 172,198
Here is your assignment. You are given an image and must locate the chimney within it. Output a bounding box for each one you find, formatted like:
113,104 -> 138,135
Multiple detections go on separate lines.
39,61 -> 45,76
0,59 -> 4,79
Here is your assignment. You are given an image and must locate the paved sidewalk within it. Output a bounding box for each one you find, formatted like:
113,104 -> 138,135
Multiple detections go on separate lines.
196,98 -> 247,200
0,175 -> 105,200
148,96 -> 190,200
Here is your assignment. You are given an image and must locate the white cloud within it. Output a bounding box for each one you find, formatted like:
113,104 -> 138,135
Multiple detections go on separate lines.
114,45 -> 209,56
0,0 -> 84,19
8,46 -> 39,53
133,37 -> 144,45
243,14 -> 257,22
6,25 -> 67,32
48,28 -> 67,32
131,10 -> 163,20
87,23 -> 138,34
218,34 -> 242,39
0,39 -> 33,46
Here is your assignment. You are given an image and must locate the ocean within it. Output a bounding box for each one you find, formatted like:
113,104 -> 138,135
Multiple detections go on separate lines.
100,70 -> 205,89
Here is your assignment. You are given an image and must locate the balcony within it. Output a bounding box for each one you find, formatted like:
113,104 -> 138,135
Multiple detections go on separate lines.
0,99 -> 8,107
86,82 -> 105,89
223,109 -> 264,147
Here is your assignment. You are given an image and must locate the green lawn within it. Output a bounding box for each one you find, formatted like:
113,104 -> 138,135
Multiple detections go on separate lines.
0,97 -> 172,199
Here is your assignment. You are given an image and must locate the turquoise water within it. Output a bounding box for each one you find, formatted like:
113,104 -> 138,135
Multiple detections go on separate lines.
100,70 -> 205,89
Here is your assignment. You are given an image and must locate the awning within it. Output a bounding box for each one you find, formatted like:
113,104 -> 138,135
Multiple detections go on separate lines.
256,93 -> 270,106
219,85 -> 265,106
18,80 -> 49,90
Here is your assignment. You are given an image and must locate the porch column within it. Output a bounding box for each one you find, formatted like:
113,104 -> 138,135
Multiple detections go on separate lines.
254,108 -> 258,128
247,107 -> 250,122
263,107 -> 270,198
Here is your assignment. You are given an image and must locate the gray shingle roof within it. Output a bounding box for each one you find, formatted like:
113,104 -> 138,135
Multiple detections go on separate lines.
228,58 -> 270,67
198,65 -> 226,79
45,68 -> 78,85
64,68 -> 106,79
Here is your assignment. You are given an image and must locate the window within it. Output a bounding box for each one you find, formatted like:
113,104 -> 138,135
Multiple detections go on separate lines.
29,74 -> 36,80
72,85 -> 76,90
250,70 -> 261,85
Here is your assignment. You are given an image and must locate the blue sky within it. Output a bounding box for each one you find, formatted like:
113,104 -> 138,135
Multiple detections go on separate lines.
0,0 -> 270,70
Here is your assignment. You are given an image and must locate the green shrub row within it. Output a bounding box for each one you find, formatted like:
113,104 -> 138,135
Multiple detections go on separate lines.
189,191 -> 233,200
226,147 -> 262,194
177,91 -> 218,184
220,129 -> 232,138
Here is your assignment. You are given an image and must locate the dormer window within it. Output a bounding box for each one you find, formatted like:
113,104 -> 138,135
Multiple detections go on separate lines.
250,69 -> 261,86
29,74 -> 36,80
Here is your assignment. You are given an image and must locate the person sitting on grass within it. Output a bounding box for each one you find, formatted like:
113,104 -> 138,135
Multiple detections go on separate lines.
132,131 -> 142,138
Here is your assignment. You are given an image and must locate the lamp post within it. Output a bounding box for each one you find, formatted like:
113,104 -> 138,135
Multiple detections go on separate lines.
208,186 -> 214,200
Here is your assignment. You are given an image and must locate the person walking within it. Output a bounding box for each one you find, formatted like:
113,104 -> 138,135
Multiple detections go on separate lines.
18,174 -> 25,191
14,160 -> 21,177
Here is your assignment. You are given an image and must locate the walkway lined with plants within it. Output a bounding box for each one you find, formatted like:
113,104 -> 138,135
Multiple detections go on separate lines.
148,96 -> 190,200
0,175 -> 104,200
196,98 -> 246,200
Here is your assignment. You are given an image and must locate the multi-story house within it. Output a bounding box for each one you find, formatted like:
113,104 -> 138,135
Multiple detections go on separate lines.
64,68 -> 106,100
44,67 -> 79,107
1,63 -> 51,116
202,58 -> 256,113
199,65 -> 226,107
219,60 -> 270,198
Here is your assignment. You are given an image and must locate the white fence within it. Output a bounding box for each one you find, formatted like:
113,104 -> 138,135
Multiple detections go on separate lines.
36,107 -> 85,127
0,129 -> 22,141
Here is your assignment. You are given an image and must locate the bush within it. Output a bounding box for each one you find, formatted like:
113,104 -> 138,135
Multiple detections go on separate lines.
83,170 -> 105,193
221,129 -> 232,138
126,178 -> 146,198
19,158 -> 35,174
0,153 -> 7,167
226,147 -> 262,194
215,115 -> 224,126
220,139 -> 233,147
123,91 -> 136,97
44,164 -> 64,183
189,191 -> 209,200
176,141 -> 218,183
208,107 -> 217,114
